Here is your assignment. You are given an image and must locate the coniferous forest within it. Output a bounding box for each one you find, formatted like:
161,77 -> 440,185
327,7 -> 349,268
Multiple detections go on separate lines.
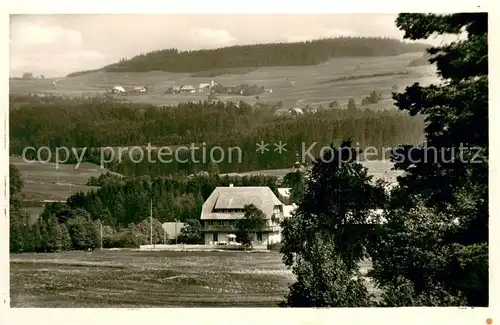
10,95 -> 424,176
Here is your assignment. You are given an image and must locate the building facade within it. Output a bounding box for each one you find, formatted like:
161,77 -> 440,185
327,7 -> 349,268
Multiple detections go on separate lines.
200,185 -> 286,246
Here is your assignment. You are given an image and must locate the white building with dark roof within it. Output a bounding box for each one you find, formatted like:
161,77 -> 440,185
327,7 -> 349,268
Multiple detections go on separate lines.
112,85 -> 126,93
200,185 -> 284,246
198,83 -> 211,92
180,84 -> 196,93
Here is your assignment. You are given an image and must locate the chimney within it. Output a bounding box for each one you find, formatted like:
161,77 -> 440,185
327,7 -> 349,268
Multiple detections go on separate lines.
229,184 -> 233,187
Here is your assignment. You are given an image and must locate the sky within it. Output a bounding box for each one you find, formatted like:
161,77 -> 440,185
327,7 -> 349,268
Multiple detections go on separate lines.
9,14 -> 449,78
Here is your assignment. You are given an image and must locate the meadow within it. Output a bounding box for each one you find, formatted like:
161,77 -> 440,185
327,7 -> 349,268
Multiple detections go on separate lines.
10,250 -> 376,307
10,156 -> 102,202
10,53 -> 438,109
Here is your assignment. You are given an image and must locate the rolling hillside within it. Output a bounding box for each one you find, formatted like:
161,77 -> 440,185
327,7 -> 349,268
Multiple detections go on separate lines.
10,156 -> 104,201
68,37 -> 429,76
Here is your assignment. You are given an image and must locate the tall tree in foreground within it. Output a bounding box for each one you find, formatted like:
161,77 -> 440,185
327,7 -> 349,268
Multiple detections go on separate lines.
369,13 -> 488,306
280,140 -> 386,307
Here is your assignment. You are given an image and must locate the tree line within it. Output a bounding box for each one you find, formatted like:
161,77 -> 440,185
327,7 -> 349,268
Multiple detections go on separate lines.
10,162 -> 284,251
9,165 -> 198,252
66,37 -> 428,76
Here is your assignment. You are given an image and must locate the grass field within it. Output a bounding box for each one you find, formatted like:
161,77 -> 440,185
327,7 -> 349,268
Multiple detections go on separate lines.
9,53 -> 439,109
10,250 -> 376,307
10,155 -> 103,201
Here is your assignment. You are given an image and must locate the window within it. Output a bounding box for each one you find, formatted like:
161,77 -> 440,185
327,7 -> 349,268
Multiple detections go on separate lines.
256,232 -> 262,241
213,233 -> 218,242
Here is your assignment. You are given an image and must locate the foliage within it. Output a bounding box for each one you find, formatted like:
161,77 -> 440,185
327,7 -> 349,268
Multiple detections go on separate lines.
207,162 -> 220,177
87,172 -> 124,187
46,215 -> 64,252
67,37 -> 428,75
282,170 -> 306,203
10,205 -> 31,253
10,96 -> 424,177
112,227 -> 141,248
66,215 -> 100,250
267,242 -> 282,252
280,140 -> 386,306
235,204 -> 267,247
328,100 -> 339,109
133,217 -> 164,245
67,174 -> 277,226
408,52 -> 433,67
12,173 -> 283,252
369,13 -> 488,306
280,234 -> 372,307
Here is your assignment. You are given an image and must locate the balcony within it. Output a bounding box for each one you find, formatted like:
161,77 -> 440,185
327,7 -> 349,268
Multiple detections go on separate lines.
202,225 -> 281,232
203,225 -> 238,232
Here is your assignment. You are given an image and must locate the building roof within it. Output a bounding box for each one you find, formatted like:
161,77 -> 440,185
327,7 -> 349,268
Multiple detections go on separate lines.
199,83 -> 210,88
201,186 -> 283,220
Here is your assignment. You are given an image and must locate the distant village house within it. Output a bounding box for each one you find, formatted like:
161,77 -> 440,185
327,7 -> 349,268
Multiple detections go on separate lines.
198,83 -> 211,93
180,84 -> 196,93
112,85 -> 126,93
274,107 -> 304,117
133,86 -> 147,93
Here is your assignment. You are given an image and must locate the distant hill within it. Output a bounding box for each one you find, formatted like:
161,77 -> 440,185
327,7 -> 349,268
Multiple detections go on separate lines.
67,37 -> 429,77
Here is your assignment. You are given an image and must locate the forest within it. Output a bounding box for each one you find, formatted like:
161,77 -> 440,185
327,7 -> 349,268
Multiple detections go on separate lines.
66,37 -> 428,75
